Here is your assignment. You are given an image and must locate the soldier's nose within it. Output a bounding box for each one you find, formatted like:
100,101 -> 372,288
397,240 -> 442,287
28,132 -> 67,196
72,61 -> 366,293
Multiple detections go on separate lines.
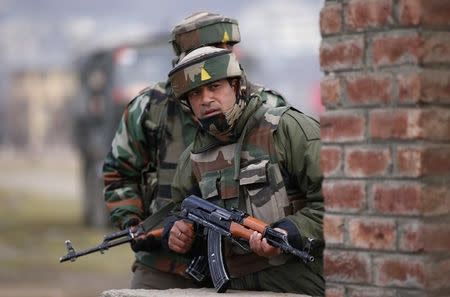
200,90 -> 214,104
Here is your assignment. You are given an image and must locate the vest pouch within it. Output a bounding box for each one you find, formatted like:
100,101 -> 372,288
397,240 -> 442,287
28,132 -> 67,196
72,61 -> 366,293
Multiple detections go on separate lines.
198,169 -> 239,209
240,159 -> 288,224
240,158 -> 270,203
265,161 -> 291,222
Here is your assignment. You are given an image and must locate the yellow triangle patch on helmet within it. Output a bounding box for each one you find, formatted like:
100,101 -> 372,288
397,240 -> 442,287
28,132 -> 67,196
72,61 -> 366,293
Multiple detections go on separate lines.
201,67 -> 211,81
222,31 -> 230,43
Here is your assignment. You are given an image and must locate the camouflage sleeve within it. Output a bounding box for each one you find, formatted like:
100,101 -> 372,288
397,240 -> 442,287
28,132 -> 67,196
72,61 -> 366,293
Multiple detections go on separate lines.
273,109 -> 324,244
102,91 -> 152,229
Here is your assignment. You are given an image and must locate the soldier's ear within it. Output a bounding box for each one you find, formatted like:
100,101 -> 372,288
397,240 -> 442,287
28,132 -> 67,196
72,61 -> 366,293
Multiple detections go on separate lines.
230,78 -> 239,93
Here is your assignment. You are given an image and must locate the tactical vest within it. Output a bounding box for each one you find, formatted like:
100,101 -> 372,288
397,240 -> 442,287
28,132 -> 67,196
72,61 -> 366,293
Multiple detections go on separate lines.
190,104 -> 304,276
142,82 -> 286,217
192,105 -> 298,222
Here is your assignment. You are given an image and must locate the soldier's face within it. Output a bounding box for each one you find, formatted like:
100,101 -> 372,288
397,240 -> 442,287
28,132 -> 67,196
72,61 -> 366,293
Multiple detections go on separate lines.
187,79 -> 238,120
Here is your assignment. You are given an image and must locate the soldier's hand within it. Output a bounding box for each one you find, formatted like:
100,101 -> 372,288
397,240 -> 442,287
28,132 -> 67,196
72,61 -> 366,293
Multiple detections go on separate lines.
168,220 -> 195,254
249,228 -> 285,258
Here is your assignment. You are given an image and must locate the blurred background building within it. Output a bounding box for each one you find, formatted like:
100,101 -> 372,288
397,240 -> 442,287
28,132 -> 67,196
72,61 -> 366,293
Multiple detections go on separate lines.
0,0 -> 323,150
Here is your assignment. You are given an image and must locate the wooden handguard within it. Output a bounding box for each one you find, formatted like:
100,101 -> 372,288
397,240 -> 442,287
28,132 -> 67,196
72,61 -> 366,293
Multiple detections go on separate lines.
145,227 -> 163,238
230,222 -> 254,240
142,228 -> 164,239
241,216 -> 268,234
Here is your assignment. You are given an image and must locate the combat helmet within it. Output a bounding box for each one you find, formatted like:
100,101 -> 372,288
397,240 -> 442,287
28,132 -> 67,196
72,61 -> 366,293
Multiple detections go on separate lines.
169,46 -> 242,100
170,12 -> 241,56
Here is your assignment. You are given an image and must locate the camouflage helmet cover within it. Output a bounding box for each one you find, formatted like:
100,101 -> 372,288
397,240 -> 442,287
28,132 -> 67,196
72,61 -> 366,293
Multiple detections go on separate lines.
168,46 -> 242,99
170,11 -> 241,56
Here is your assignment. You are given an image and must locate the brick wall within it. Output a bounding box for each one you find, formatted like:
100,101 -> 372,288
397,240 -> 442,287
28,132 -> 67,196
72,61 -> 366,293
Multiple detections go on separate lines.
319,1 -> 450,296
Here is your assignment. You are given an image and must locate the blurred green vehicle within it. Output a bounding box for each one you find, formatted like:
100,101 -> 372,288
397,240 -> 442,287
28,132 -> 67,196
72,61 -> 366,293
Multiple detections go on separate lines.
73,34 -> 172,227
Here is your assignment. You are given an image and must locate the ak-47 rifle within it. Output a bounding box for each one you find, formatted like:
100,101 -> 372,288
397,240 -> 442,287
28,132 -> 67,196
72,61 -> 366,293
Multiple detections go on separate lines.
179,195 -> 319,293
59,201 -> 173,263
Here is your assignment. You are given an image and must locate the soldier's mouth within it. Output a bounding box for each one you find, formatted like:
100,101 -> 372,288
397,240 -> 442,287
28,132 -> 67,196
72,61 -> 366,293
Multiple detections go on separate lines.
202,109 -> 222,118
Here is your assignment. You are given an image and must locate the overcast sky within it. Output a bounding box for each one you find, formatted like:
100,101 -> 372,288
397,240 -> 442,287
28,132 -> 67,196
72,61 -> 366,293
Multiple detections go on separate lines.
0,0 -> 322,64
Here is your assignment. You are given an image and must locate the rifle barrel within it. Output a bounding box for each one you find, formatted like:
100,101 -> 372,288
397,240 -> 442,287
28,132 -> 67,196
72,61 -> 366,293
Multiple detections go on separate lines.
59,236 -> 131,263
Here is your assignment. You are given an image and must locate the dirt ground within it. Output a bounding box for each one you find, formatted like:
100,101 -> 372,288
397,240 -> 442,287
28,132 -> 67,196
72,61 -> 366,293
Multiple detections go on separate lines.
0,148 -> 133,297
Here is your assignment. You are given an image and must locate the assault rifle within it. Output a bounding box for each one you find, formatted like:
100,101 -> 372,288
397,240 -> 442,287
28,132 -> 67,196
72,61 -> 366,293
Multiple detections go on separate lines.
59,201 -> 173,263
179,195 -> 318,293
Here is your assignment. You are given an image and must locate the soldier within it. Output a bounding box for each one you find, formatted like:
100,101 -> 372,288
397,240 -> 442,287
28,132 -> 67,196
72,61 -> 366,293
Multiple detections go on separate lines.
165,46 -> 324,295
103,12 -> 287,289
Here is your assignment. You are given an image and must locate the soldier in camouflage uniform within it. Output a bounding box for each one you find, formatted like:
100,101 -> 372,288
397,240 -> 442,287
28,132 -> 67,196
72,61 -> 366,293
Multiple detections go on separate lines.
102,12 -> 287,289
165,46 -> 324,295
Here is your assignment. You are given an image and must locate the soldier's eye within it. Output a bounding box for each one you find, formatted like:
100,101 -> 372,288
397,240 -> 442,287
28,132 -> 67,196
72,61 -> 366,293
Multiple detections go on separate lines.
210,83 -> 221,90
188,91 -> 199,100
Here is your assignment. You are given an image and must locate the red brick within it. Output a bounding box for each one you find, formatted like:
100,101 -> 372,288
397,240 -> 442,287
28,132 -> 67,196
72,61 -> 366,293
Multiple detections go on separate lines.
399,221 -> 425,252
321,76 -> 341,107
398,70 -> 450,104
321,111 -> 366,142
428,257 -> 450,291
424,223 -> 450,252
418,108 -> 450,141
370,108 -> 450,141
422,147 -> 450,176
321,146 -> 342,177
345,147 -> 391,177
324,250 -> 371,283
320,3 -> 343,35
372,182 -> 423,215
323,180 -> 366,212
345,73 -> 393,105
395,146 -> 450,177
348,286 -> 397,297
423,32 -> 450,65
399,0 -> 450,28
422,185 -> 450,216
374,256 -> 426,288
324,214 -> 345,245
398,0 -> 422,26
422,0 -> 450,28
345,0 -> 393,31
348,218 -> 396,250
369,109 -> 415,140
320,37 -> 364,71
326,285 -> 345,297
372,34 -> 423,66
398,72 -> 422,103
421,70 -> 450,104
396,146 -> 424,177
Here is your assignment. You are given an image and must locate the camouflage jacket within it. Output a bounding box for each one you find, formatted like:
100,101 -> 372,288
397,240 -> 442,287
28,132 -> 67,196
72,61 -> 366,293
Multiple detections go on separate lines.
103,80 -> 287,273
171,97 -> 324,275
